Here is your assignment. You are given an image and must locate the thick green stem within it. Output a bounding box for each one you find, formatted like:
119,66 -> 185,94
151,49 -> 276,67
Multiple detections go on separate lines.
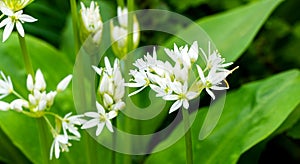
182,109 -> 193,164
117,0 -> 124,8
18,35 -> 34,76
127,0 -> 134,53
70,0 -> 80,53
37,118 -> 50,164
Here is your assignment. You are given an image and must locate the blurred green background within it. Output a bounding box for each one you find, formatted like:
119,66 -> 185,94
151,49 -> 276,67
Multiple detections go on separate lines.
4,0 -> 300,163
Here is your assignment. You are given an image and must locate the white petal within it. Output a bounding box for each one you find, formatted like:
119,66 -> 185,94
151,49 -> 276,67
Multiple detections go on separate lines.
124,82 -> 144,88
49,140 -> 55,160
0,7 -> 13,16
57,75 -> 72,92
26,74 -> 34,91
96,122 -> 105,136
16,21 -> 24,37
196,65 -> 206,84
91,65 -> 103,75
0,18 -> 10,28
81,119 -> 99,129
211,85 -> 228,90
18,14 -> 38,23
96,101 -> 105,114
0,101 -> 10,111
84,112 -> 99,118
105,120 -> 114,132
35,69 -> 46,90
54,139 -> 60,159
128,85 -> 147,97
206,88 -> 215,100
3,21 -> 14,42
183,99 -> 189,109
107,111 -> 117,119
104,57 -> 112,75
169,100 -> 182,113
163,94 -> 179,101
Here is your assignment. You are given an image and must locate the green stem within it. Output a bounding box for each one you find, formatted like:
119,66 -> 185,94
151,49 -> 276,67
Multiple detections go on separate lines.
18,35 -> 34,76
117,0 -> 124,8
37,117 -> 50,164
127,0 -> 134,53
112,118 -> 117,164
182,109 -> 193,164
70,0 -> 80,53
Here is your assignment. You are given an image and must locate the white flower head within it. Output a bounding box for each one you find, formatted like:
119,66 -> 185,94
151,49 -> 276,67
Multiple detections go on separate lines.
200,41 -> 233,71
49,134 -> 79,160
81,101 -> 117,136
0,8 -> 37,42
80,1 -> 103,44
0,71 -> 13,99
62,112 -> 84,138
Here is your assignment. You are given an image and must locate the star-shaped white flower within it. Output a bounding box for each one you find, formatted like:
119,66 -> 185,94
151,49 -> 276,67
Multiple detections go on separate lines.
62,112 -> 84,138
196,65 -> 231,100
81,101 -> 117,136
163,81 -> 198,113
0,71 -> 13,99
0,8 -> 37,42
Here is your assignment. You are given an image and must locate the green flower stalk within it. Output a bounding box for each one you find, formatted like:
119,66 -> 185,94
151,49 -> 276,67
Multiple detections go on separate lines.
110,6 -> 140,59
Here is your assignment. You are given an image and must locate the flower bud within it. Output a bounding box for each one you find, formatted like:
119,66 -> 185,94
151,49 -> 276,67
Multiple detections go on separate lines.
79,1 -> 103,45
110,6 -> 140,59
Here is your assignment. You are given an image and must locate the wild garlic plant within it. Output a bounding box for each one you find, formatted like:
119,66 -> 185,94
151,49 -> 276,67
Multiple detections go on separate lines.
0,0 -> 238,163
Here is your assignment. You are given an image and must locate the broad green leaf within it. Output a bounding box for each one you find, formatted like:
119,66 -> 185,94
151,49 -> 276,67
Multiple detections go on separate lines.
145,69 -> 300,164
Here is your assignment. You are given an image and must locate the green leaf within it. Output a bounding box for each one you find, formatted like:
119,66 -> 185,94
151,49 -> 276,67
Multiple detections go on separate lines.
145,69 -> 300,164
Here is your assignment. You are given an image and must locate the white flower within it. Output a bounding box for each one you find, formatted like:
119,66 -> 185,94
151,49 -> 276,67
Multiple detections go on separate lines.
125,70 -> 150,96
0,8 -> 37,42
0,101 -> 10,111
200,42 -> 233,71
49,134 -> 73,160
0,71 -> 13,99
80,1 -> 103,44
57,75 -> 72,92
81,101 -> 117,136
196,65 -> 231,100
62,112 -> 84,138
164,41 -> 199,69
163,81 -> 198,113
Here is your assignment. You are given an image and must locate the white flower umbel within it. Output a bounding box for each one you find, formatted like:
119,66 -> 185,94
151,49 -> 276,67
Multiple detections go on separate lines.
0,71 -> 13,99
80,1 -> 103,44
82,101 -> 117,136
0,7 -> 37,42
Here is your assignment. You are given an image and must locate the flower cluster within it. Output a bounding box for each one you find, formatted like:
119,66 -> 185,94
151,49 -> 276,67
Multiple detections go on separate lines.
110,6 -> 140,58
0,0 -> 37,42
126,41 -> 238,113
79,1 -> 103,44
0,69 -> 84,159
81,57 -> 125,136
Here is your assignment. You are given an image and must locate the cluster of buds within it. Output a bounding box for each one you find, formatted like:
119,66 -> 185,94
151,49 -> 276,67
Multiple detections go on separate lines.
79,1 -> 103,45
81,57 -> 125,136
126,41 -> 238,113
0,0 -> 37,42
110,6 -> 140,59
